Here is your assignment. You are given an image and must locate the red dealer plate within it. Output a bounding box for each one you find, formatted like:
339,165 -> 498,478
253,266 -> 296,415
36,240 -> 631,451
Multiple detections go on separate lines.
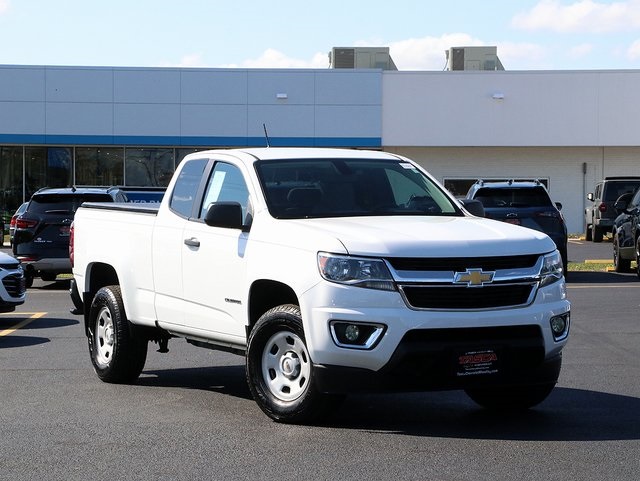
456,349 -> 499,377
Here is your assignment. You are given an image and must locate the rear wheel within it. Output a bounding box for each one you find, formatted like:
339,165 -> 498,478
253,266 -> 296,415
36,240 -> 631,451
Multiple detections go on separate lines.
246,304 -> 340,423
613,234 -> 631,272
592,224 -> 603,242
585,223 -> 592,241
88,285 -> 147,383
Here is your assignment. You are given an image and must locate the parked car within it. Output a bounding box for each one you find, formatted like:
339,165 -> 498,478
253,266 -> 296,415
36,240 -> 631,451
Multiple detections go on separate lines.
611,187 -> 640,275
12,188 -> 119,287
585,176 -> 640,242
9,202 -> 28,247
14,186 -> 167,289
466,179 -> 568,272
0,251 -> 26,312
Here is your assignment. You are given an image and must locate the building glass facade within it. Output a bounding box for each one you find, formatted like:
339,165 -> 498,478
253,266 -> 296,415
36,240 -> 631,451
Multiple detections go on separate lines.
0,145 -> 205,226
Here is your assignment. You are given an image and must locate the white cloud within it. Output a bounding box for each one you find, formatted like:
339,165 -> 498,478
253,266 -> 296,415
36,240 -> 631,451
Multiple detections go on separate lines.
495,42 -> 548,69
388,34 -> 484,70
627,39 -> 640,58
512,0 -> 640,33
0,0 -> 10,14
568,43 -> 594,58
224,49 -> 329,69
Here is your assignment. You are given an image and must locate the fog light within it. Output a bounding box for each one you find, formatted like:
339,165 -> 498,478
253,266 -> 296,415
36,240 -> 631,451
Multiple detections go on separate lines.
330,321 -> 386,350
344,324 -> 360,342
550,312 -> 570,341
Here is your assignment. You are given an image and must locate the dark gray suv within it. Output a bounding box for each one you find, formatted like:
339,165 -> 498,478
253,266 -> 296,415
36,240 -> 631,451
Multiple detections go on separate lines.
12,188 -> 116,287
13,186 -> 165,287
466,180 -> 568,273
586,176 -> 640,242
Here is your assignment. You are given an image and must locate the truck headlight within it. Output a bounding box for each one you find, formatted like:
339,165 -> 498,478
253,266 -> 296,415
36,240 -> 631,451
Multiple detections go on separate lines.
539,250 -> 564,287
318,253 -> 396,291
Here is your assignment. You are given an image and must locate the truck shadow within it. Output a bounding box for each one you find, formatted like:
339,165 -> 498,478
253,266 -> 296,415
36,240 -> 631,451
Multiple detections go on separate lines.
328,387 -> 640,441
135,365 -> 639,441
138,365 -> 253,400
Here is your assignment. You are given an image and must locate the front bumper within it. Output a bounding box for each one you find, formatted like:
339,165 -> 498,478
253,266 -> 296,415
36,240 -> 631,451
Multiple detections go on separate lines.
301,277 -> 570,377
314,330 -> 562,394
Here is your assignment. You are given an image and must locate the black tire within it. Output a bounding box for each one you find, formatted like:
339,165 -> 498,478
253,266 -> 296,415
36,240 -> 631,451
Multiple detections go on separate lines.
465,382 -> 556,410
87,285 -> 147,383
24,271 -> 34,289
592,225 -> 603,242
613,235 -> 631,273
246,304 -> 337,424
585,224 -> 592,241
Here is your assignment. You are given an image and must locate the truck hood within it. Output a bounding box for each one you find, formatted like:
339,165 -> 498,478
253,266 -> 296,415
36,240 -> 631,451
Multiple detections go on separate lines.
283,215 -> 556,258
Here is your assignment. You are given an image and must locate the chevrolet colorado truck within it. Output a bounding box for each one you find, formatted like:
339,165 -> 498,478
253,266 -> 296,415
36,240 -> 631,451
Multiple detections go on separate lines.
71,148 -> 570,423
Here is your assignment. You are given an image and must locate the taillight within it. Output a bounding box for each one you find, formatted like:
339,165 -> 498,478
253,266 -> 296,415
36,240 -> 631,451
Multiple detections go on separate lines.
598,203 -> 607,213
69,222 -> 74,268
9,215 -> 17,228
16,217 -> 37,229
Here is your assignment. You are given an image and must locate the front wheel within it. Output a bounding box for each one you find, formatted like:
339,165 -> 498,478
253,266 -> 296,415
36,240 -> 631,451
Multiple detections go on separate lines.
88,285 -> 147,383
465,382 -> 556,410
246,304 -> 338,423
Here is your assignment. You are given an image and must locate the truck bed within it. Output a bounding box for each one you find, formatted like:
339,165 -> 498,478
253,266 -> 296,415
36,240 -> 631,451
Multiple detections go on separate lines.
81,202 -> 160,215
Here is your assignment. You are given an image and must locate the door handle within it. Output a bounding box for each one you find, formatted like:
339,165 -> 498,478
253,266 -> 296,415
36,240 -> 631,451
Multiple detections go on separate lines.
184,237 -> 200,247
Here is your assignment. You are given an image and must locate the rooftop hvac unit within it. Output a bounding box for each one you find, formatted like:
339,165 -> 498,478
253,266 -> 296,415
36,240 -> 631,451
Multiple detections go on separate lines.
330,47 -> 397,70
445,46 -> 504,71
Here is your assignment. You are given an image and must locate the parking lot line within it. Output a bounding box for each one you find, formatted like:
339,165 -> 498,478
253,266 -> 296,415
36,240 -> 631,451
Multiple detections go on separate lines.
0,312 -> 47,337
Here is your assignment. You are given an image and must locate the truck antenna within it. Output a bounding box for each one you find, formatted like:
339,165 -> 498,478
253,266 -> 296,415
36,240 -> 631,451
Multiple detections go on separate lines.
263,123 -> 271,147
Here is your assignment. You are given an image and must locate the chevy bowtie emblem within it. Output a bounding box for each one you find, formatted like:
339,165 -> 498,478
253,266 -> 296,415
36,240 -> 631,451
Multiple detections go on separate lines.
454,268 -> 495,287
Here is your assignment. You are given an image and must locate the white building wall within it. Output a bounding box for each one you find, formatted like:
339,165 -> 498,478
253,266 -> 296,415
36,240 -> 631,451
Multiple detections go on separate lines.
386,146 -> 640,234
382,70 -> 640,147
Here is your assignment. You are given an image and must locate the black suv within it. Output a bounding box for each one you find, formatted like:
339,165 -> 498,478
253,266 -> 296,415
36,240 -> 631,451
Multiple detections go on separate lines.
612,187 -> 640,276
12,186 -> 164,287
466,180 -> 568,272
586,176 -> 640,242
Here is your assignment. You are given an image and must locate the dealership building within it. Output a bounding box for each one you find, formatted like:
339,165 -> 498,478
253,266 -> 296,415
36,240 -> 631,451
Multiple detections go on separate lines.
1,46 -> 640,234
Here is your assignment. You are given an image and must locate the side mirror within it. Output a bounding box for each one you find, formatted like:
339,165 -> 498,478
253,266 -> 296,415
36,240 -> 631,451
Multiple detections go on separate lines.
555,202 -> 563,211
587,193 -> 594,202
459,198 -> 485,217
204,202 -> 244,229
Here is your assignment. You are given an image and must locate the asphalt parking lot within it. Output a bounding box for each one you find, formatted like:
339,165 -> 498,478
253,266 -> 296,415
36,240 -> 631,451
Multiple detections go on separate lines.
0,240 -> 638,481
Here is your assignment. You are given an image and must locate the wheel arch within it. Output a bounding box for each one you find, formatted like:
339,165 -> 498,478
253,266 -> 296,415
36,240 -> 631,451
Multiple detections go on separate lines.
247,279 -> 299,335
83,262 -> 120,334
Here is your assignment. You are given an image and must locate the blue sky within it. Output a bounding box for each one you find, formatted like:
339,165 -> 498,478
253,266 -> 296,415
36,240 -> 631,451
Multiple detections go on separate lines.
2,0 -> 640,70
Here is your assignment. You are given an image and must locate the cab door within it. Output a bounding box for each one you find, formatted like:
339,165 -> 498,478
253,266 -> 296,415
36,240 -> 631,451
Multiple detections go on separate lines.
180,160 -> 252,341
152,157 -> 210,327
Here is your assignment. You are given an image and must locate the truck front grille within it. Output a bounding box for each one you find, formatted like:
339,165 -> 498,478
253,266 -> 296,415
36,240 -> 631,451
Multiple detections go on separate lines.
388,254 -> 543,311
400,283 -> 536,310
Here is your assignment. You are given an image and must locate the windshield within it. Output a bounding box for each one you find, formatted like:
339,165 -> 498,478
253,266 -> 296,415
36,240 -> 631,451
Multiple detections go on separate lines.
255,158 -> 461,219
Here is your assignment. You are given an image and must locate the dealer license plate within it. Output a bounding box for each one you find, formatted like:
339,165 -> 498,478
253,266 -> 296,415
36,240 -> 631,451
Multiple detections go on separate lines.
456,349 -> 499,377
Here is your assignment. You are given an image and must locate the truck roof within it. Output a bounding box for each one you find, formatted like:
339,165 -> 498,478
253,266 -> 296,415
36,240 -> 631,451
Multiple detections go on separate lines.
188,147 -> 402,162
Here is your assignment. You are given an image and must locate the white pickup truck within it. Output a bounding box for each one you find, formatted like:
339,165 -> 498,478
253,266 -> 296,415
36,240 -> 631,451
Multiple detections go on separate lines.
71,148 -> 570,423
